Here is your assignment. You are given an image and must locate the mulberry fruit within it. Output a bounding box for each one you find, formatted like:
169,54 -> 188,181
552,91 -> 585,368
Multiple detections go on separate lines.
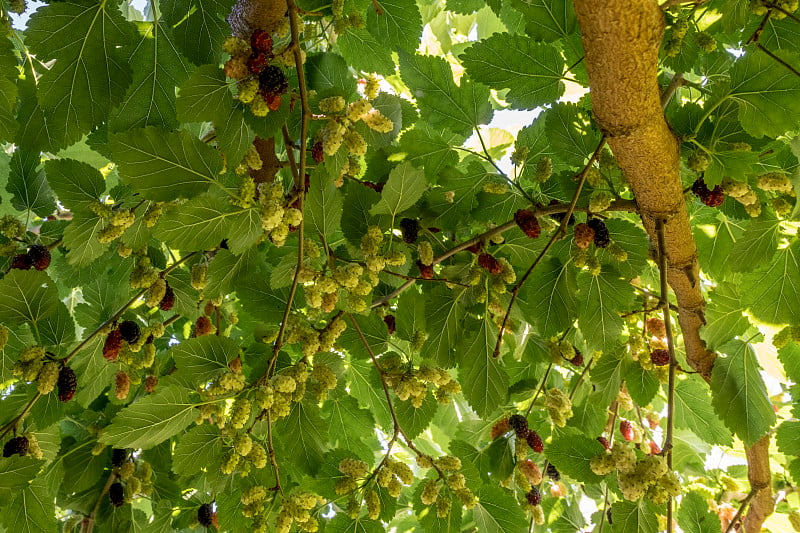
3,436 -> 29,457
687,150 -> 710,172
159,283 -> 175,311
650,349 -> 670,366
691,179 -> 724,207
57,366 -> 77,402
145,375 -> 158,393
246,52 -> 269,74
546,463 -> 561,481
111,448 -> 128,467
526,487 -> 542,506
115,371 -> 131,400
586,219 -> 610,248
383,314 -> 396,335
646,317 -> 666,338
11,253 -> 33,270
119,320 -> 141,344
508,414 -> 529,437
491,418 -> 510,439
597,436 -> 611,450
417,261 -> 434,280
514,209 -> 541,238
569,350 -> 584,367
108,482 -> 125,507
519,459 -> 542,485
103,329 -> 124,361
28,244 -> 51,270
478,253 -> 503,275
198,503 -> 214,527
400,218 -> 420,244
259,65 -> 288,97
311,141 -> 324,163
620,420 -> 635,442
527,431 -> 544,453
573,223 -> 595,249
250,29 -> 273,54
195,316 -> 215,337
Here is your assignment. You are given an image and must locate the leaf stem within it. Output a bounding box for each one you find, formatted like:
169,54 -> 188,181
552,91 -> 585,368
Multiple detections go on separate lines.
80,471 -> 118,533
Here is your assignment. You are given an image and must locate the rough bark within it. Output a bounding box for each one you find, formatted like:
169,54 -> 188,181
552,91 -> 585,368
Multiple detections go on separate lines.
572,1 -> 772,530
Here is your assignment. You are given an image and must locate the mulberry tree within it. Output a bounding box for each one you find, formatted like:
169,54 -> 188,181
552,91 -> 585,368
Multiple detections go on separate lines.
1,0 -> 800,531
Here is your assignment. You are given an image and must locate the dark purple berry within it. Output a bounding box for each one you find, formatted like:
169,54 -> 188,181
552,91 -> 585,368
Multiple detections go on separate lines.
11,253 -> 33,270
508,414 -> 529,437
57,366 -> 77,402
111,448 -> 128,468
3,436 -> 29,457
198,503 -> 214,527
258,65 -> 288,97
108,482 -> 125,507
526,487 -> 542,506
28,244 -> 51,270
159,283 -> 175,311
118,320 -> 141,344
546,463 -> 560,481
526,431 -> 544,453
399,218 -> 420,244
586,218 -> 610,248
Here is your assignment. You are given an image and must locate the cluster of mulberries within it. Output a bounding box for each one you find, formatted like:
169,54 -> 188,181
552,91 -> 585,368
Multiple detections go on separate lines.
10,346 -> 75,400
379,354 -> 461,407
334,457 -> 370,495
314,96 -> 393,160
257,181 -> 301,247
493,415 -> 545,455
104,320 -> 164,371
692,178 -> 725,208
223,30 -> 291,116
589,190 -> 614,213
591,443 -> 679,502
111,452 -> 153,504
359,225 -> 408,274
373,457 -> 413,498
664,16 -> 688,57
418,455 -> 477,513
544,388 -> 573,427
514,209 -> 541,239
10,244 -> 51,271
273,492 -> 324,533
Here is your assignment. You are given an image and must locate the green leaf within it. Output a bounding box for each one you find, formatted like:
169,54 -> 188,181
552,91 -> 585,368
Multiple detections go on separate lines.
367,0 -> 423,53
457,316 -> 508,417
460,34 -> 564,109
370,162 -> 426,216
204,248 -> 260,299
779,343 -> 800,383
729,48 -> 800,138
0,456 -> 43,490
216,108 -> 256,168
508,0 -> 576,42
0,77 -> 17,143
153,196 -> 261,253
100,385 -> 199,449
0,270 -> 60,328
742,240 -> 800,325
472,486 -> 528,533
610,500 -> 659,533
347,359 -> 392,429
109,126 -> 223,201
399,124 -> 464,180
399,51 -> 493,136
729,216 -> 780,273
545,103 -> 601,169
677,491 -> 722,533
169,336 -> 239,386
305,53 -> 356,99
777,420 -> 800,456
44,158 -> 105,212
274,401 -> 328,476
518,257 -> 577,338
337,29 -> 395,75
701,283 -> 751,351
674,375 -> 733,446
711,340 -> 776,446
109,22 -> 193,132
25,0 -> 136,149
62,215 -> 109,267
339,314 -> 389,360
172,424 -> 223,476
176,64 -> 234,124
590,349 -> 627,407
703,150 -> 759,187
326,515 -> 385,533
545,428 -> 605,483
162,0 -> 233,66
420,287 -> 466,367
322,395 -> 377,460
624,363 -> 659,407
576,267 -> 635,351
7,149 -> 56,217
306,170 -> 344,242
1,474 -> 57,533
395,393 -> 438,440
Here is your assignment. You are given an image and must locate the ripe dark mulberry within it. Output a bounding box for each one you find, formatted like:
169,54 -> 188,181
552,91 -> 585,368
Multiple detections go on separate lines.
546,463 -> 560,481
195,316 -> 215,337
514,209 -> 541,239
103,329 -> 124,361
198,503 -> 214,527
383,314 -> 396,335
259,65 -> 288,97
526,487 -> 542,506
691,178 -> 724,207
597,436 -> 611,450
491,418 -> 510,439
650,349 -> 670,366
118,320 -> 141,344
3,436 -> 29,457
57,366 -> 77,402
108,482 -> 125,507
573,223 -> 595,249
250,29 -> 273,54
400,218 -> 420,244
11,253 -> 33,270
28,244 -> 51,270
569,348 -> 584,367
311,141 -> 324,163
417,261 -> 434,280
508,414 -> 529,437
145,375 -> 158,393
246,52 -> 269,74
159,283 -> 175,311
586,218 -> 610,248
527,431 -> 544,453
620,420 -> 634,442
466,242 -> 482,254
111,448 -> 128,468
477,253 -> 503,275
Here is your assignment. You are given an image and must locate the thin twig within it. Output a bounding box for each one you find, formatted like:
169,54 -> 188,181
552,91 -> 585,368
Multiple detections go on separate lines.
80,471 -> 118,533
265,411 -> 284,495
661,72 -> 684,109
724,488 -> 759,533
755,43 -> 800,78
524,364 -> 552,417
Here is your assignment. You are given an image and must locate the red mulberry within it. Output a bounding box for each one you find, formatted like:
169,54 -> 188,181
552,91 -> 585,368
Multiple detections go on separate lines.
586,219 -> 610,248
400,218 -> 420,244
118,320 -> 141,344
691,179 -> 724,207
28,244 -> 51,270
383,314 -> 396,335
527,431 -> 544,453
246,52 -> 269,74
508,414 -> 529,437
198,503 -> 214,527
597,436 -> 611,450
573,223 -> 595,249
103,329 -> 124,361
526,487 -> 542,506
477,253 -> 503,275
514,209 -> 541,238
194,316 -> 215,337
3,436 -> 29,457
145,375 -> 158,393
417,261 -> 434,280
650,349 -> 670,366
57,366 -> 77,402
311,141 -> 324,163
159,283 -> 175,311
491,418 -> 510,439
250,29 -> 273,54
620,420 -> 634,442
108,482 -> 125,507
569,349 -> 584,367
11,253 -> 32,270
646,317 -> 666,338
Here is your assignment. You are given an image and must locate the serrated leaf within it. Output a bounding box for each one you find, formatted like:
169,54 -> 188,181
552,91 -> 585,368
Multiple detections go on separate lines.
729,48 -> 800,138
1,474 -> 57,533
458,316 -> 508,417
366,0 -> 423,53
545,103 -> 601,169
0,270 -> 60,327
518,257 -> 576,337
204,247 -> 259,299
577,267 -> 635,351
420,287 -> 466,367
508,0 -> 576,42
109,21 -> 192,132
0,457 -> 43,490
703,149 -> 759,187
176,64 -> 234,124
274,401 -> 328,476
337,29 -> 395,75
395,392 -> 438,440
109,126 -> 223,201
347,359 -> 392,429
460,34 -> 564,109
742,240 -> 800,325
305,53 -> 356,99
777,420 -> 800,456
729,216 -> 780,273
677,491 -> 722,533
306,170 -> 344,241
0,77 -> 17,143
674,375 -> 733,446
711,340 -> 776,446
778,343 -> 800,383
702,283 -> 751,351
7,149 -> 56,217
62,216 -> 109,267
172,424 -> 223,476
100,385 -> 198,449
624,363 -> 659,407
400,124 -> 464,181
169,336 -> 239,385
25,0 -> 136,149
44,158 -> 105,212
339,314 -> 389,360
162,0 -> 233,66
370,162 -> 426,216
399,51 -> 493,136
322,395 -> 376,460
590,349 -> 627,407
326,515 -> 385,533
472,486 -> 528,533
545,429 -> 605,483
216,107 -> 255,168
610,500 -> 659,533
